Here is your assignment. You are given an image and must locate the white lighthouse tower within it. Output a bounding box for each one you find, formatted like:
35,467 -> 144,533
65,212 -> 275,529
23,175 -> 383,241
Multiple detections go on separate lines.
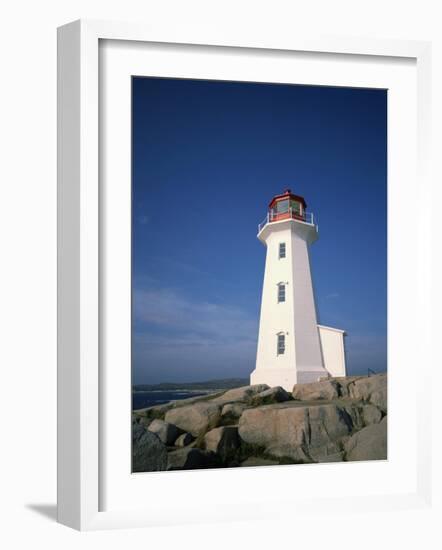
251,189 -> 347,391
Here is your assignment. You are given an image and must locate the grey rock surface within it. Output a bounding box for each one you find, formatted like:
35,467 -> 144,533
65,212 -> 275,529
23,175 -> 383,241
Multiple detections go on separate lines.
292,379 -> 339,401
204,426 -> 240,459
132,374 -> 387,470
132,424 -> 168,472
343,403 -> 383,432
167,447 -> 220,470
251,386 -> 291,406
147,418 -> 182,446
360,403 -> 383,426
292,374 -> 387,413
347,374 -> 387,412
212,384 -> 270,405
238,402 -> 353,462
221,402 -> 247,420
174,432 -> 194,447
345,416 -> 387,461
165,401 -> 221,436
133,391 -> 225,419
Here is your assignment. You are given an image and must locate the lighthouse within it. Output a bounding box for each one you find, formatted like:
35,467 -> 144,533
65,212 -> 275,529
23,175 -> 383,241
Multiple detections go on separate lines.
251,189 -> 347,391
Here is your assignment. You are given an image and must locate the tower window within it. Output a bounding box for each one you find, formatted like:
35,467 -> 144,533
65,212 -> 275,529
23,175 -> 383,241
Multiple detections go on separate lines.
275,199 -> 289,214
290,200 -> 301,216
277,283 -> 286,303
277,333 -> 285,355
279,242 -> 286,259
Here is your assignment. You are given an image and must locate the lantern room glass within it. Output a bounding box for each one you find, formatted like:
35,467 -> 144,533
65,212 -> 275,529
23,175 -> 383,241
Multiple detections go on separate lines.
270,198 -> 303,221
275,199 -> 289,214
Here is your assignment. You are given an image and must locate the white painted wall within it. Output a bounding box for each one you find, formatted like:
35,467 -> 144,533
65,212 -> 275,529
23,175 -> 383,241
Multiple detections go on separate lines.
251,218 -> 328,390
317,324 -> 347,377
252,223 -> 298,390
290,223 -> 325,382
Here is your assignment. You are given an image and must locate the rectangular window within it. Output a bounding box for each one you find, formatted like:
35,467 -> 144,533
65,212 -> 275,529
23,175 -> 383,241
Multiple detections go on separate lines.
290,200 -> 301,214
277,284 -> 286,303
275,199 -> 289,214
279,242 -> 286,259
277,334 -> 285,355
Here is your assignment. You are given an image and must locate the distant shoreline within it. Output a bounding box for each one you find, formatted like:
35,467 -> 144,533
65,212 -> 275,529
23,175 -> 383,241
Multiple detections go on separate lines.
132,379 -> 249,410
132,378 -> 249,393
133,389 -> 222,394
132,388 -> 221,411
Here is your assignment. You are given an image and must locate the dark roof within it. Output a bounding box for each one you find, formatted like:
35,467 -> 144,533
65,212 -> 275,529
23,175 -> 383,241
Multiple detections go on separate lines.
268,188 -> 307,209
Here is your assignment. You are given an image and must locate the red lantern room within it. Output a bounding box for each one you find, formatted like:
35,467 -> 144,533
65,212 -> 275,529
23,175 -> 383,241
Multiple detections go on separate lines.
268,188 -> 307,223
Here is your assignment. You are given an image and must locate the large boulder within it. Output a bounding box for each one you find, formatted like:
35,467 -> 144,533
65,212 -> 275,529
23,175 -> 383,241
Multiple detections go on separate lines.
167,447 -> 220,470
165,401 -> 222,436
221,402 -> 247,422
347,374 -> 387,412
174,432 -> 194,447
238,403 -> 353,462
292,379 -> 339,401
291,374 -> 387,412
204,426 -> 240,460
133,402 -> 172,421
331,376 -> 361,398
212,384 -> 269,406
342,403 -> 383,432
147,418 -> 181,446
132,415 -> 152,429
132,424 -> 168,472
360,403 -> 383,426
251,386 -> 291,406
345,416 -> 387,461
133,391 -> 225,419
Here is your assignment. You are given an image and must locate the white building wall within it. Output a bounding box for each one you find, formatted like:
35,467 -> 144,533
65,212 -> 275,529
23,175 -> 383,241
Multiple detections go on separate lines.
317,324 -> 347,377
251,218 -> 328,391
252,224 -> 297,390
290,225 -> 325,382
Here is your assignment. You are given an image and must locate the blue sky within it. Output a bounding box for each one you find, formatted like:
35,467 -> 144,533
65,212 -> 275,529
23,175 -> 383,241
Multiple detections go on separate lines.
132,77 -> 387,384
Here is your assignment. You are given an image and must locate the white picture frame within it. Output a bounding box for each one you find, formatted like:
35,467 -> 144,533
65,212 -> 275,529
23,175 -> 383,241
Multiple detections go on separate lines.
57,19 -> 433,531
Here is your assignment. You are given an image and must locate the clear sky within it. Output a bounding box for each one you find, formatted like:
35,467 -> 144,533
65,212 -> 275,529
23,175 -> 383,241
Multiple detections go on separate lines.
132,77 -> 387,384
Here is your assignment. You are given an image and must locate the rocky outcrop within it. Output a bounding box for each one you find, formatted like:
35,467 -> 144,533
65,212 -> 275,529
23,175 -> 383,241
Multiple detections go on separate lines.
204,426 -> 240,460
292,374 -> 387,414
132,423 -> 168,472
147,419 -> 182,446
165,401 -> 221,436
221,402 -> 247,422
133,374 -> 387,471
351,403 -> 383,428
292,379 -> 340,401
133,391 -> 225,421
347,374 -> 387,413
212,384 -> 269,406
238,403 -> 353,462
174,432 -> 194,447
167,447 -> 220,470
251,386 -> 291,406
345,416 -> 387,461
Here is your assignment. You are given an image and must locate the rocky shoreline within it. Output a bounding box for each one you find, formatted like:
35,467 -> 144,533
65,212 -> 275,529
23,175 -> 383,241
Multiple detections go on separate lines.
132,373 -> 387,472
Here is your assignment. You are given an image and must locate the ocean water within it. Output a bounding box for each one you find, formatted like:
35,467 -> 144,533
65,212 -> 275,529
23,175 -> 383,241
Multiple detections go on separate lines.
132,390 -> 209,410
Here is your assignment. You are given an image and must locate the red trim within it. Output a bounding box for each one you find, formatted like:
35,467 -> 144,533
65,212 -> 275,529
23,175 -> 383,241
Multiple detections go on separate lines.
268,189 -> 307,209
271,211 -> 307,223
